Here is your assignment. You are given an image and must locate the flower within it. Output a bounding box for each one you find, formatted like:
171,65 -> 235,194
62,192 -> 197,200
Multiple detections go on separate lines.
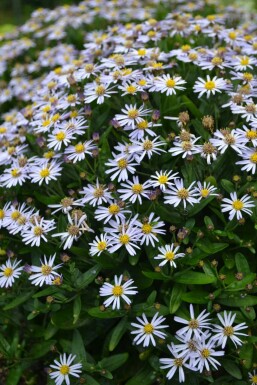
149,74 -> 187,95
99,274 -> 138,310
193,75 -> 228,98
117,176 -> 151,204
174,304 -> 211,340
30,161 -> 62,185
131,313 -> 168,347
154,244 -> 185,267
192,334 -> 224,373
49,353 -> 82,385
221,192 -> 255,221
0,258 -> 23,288
249,370 -> 257,385
89,234 -> 110,256
115,104 -> 151,129
79,179 -> 112,207
236,148 -> 257,174
164,179 -> 199,209
138,212 -> 166,246
28,254 -> 62,286
150,169 -> 179,191
105,154 -> 137,182
211,311 -> 248,348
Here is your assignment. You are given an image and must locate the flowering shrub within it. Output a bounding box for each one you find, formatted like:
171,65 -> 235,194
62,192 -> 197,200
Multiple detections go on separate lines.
1,0 -> 257,384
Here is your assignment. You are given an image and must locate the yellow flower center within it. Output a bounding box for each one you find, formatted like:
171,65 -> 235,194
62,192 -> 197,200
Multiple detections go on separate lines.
117,158 -> 128,169
11,168 -> 21,178
97,241 -> 107,251
11,211 -> 21,220
112,285 -> 124,296
228,31 -> 237,39
74,143 -> 85,153
142,223 -> 152,234
55,132 -> 66,141
174,358 -> 184,367
143,140 -> 153,150
201,188 -> 210,198
246,130 -> 257,139
188,319 -> 199,329
59,365 -> 70,375
95,85 -> 106,96
251,375 -> 257,384
67,94 -> 76,103
41,265 -> 52,275
240,56 -> 250,66
181,44 -> 191,52
138,79 -> 147,86
42,120 -> 51,127
166,79 -> 176,88
119,234 -> 130,244
137,120 -> 148,130
158,175 -> 168,184
243,72 -> 253,82
177,188 -> 189,199
0,209 -> 4,219
138,48 -> 146,56
223,326 -> 234,336
4,267 -> 13,277
232,200 -> 244,210
204,81 -> 215,90
132,184 -> 143,194
126,85 -> 137,94
44,151 -> 55,159
182,141 -> 192,151
68,225 -> 80,236
40,168 -> 50,178
127,109 -> 139,119
165,251 -> 175,260
201,348 -> 211,358
0,126 -> 7,133
211,57 -> 223,65
143,323 -> 154,334
108,204 -> 120,215
34,226 -> 43,236
85,64 -> 94,73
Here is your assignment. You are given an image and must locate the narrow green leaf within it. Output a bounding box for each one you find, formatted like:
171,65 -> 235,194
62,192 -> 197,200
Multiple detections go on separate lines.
196,241 -> 228,255
235,253 -> 251,274
4,291 -> 34,310
125,365 -> 156,385
109,317 -> 128,351
169,283 -> 185,313
72,330 -> 86,359
99,353 -> 128,371
181,290 -> 209,304
222,359 -> 242,379
73,296 -> 81,324
88,307 -> 126,319
173,271 -> 217,284
75,264 -> 102,289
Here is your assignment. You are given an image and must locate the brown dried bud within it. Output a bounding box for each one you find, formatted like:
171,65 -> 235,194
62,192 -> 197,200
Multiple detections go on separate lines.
202,115 -> 214,131
213,303 -> 221,312
235,272 -> 243,281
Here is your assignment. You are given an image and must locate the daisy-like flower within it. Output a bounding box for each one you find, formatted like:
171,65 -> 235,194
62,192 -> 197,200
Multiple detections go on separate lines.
232,55 -> 257,71
47,128 -> 75,151
160,343 -> 195,383
129,136 -> 166,162
150,170 -> 179,192
235,125 -> 257,146
105,154 -> 137,182
210,128 -> 247,155
174,304 -> 211,340
211,311 -> 248,348
117,176 -> 151,204
154,244 -> 185,267
48,197 -> 82,215
149,74 -> 186,95
169,137 -> 201,158
0,258 -> 23,288
30,161 -> 62,185
249,370 -> 257,385
192,334 -> 224,373
164,179 -> 199,209
99,274 -> 138,310
200,141 -> 218,164
0,163 -> 30,188
131,313 -> 168,347
107,221 -> 141,256
115,104 -> 151,129
52,212 -> 93,250
231,101 -> 257,122
84,82 -> 117,104
89,234 -> 110,256
193,75 -> 228,98
195,181 -> 218,199
236,148 -> 257,174
95,201 -> 130,224
138,212 -> 166,246
0,202 -> 11,229
221,192 -> 255,221
28,254 -> 62,286
64,140 -> 96,163
49,353 -> 82,385
79,179 -> 112,207
124,119 -> 160,141
21,216 -> 56,247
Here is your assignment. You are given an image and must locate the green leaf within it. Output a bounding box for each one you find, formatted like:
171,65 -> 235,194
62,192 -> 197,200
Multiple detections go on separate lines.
196,241 -> 229,255
181,290 -> 209,304
142,271 -> 171,281
88,307 -> 126,319
169,283 -> 186,313
235,253 -> 250,274
29,340 -> 56,359
109,317 -> 128,351
72,330 -> 86,359
225,273 -> 255,291
217,294 -> 257,307
173,271 -> 217,284
188,195 -> 215,217
34,191 -> 60,205
222,359 -> 242,379
6,364 -> 28,385
239,343 -> 253,369
83,374 -> 101,385
75,264 -> 102,289
221,179 -> 235,193
4,290 -> 34,310
73,296 -> 81,324
125,365 -> 156,385
99,353 -> 128,371
0,334 -> 10,356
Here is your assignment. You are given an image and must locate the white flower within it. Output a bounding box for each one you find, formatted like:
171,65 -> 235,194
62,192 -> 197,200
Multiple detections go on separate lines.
174,304 -> 211,340
236,148 -> 257,174
21,217 -> 56,247
131,313 -> 168,347
138,212 -> 166,246
28,254 -> 62,286
211,311 -> 248,348
0,258 -> 23,288
84,82 -> 117,104
160,343 -> 195,383
48,197 -> 82,215
150,170 -> 179,192
89,234 -> 110,256
99,274 -> 138,310
154,244 -> 185,267
249,370 -> 257,385
115,104 -> 151,129
192,334 -> 224,373
47,128 -> 75,150
105,154 -> 137,182
164,179 -> 199,209
169,137 -> 201,158
221,192 -> 255,221
107,221 -> 141,256
195,181 -> 218,199
30,161 -> 62,185
49,353 -> 82,385
117,176 -> 151,204
193,75 -> 228,98
129,136 -> 166,162
95,202 -> 130,224
79,179 -> 112,207
149,74 -> 186,95
64,140 -> 97,163
0,163 -> 30,188
210,129 -> 247,154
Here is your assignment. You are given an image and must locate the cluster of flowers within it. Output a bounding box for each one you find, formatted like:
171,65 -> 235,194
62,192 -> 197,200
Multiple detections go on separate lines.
1,0 -> 257,383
